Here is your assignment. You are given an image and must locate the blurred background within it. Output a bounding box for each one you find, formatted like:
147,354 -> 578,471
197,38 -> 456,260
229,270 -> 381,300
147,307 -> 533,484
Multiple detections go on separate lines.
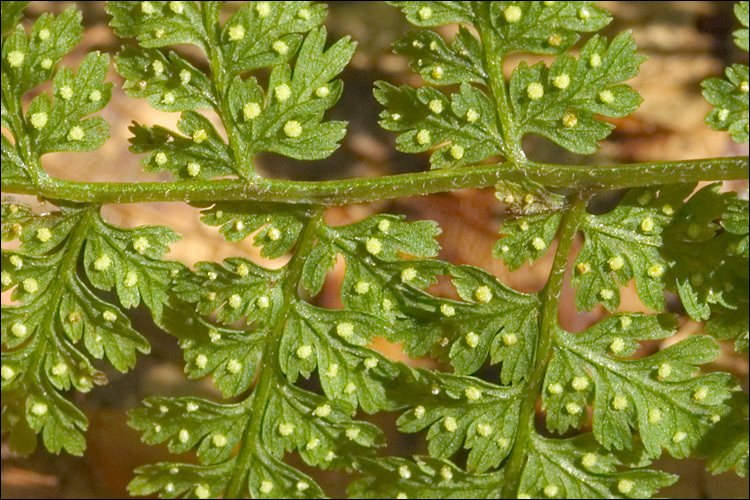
2,1 -> 748,498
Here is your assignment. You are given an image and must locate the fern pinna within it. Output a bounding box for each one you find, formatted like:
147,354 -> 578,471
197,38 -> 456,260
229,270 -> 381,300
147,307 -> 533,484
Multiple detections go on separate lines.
1,1 -> 748,499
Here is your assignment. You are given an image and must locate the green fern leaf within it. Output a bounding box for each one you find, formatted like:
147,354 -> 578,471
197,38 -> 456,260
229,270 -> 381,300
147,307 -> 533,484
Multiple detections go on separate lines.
2,6 -> 82,96
375,81 -> 504,169
129,111 -> 236,179
350,456 -> 503,499
130,396 -> 247,463
161,304 -> 267,398
1,1 -> 28,37
396,368 -> 522,472
699,391 -> 749,477
107,1 -> 207,50
113,1 -> 354,178
544,313 -> 734,457
115,47 -> 215,112
173,257 -> 282,325
281,301 -> 401,413
509,31 -> 645,154
1,201 -> 183,453
220,1 -> 326,74
128,460 -> 235,500
301,214 -> 441,298
483,2 -> 611,55
702,1 -> 749,143
572,184 -> 748,321
518,433 -> 676,498
198,202 -> 307,257
494,212 -> 562,270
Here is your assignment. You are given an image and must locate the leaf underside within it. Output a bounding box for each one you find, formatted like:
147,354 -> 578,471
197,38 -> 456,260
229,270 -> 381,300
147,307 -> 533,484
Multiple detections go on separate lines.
1,1 -> 747,499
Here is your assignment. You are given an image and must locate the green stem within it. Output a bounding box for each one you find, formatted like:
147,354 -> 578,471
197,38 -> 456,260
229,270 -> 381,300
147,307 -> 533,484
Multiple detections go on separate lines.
28,208 -> 96,398
3,157 -> 746,206
224,208 -> 325,498
501,196 -> 588,498
200,3 -> 255,180
474,3 -> 524,163
2,73 -> 47,187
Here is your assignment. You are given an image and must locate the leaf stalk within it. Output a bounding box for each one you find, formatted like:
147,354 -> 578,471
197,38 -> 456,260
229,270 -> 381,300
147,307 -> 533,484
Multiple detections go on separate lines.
3,157 -> 746,206
500,195 -> 589,498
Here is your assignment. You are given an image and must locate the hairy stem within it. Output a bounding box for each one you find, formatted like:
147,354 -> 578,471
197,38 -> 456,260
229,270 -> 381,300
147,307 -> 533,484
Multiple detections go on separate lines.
474,3 -> 525,163
1,73 -> 47,187
3,157 -> 746,205
225,208 -> 325,498
501,196 -> 588,498
200,2 -> 256,180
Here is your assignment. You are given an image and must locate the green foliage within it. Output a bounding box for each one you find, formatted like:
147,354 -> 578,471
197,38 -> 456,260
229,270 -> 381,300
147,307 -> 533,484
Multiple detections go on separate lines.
2,5 -> 83,97
1,201 -> 181,454
349,456 -> 504,499
508,30 -> 645,154
110,1 -> 355,179
702,1 -> 749,143
1,2 -> 748,499
544,314 -> 732,456
395,368 -> 523,472
380,1 -> 644,165
375,81 -> 505,169
494,212 -> 562,269
572,183 -> 748,315
517,434 -> 676,499
699,391 -> 749,477
197,202 -> 307,256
